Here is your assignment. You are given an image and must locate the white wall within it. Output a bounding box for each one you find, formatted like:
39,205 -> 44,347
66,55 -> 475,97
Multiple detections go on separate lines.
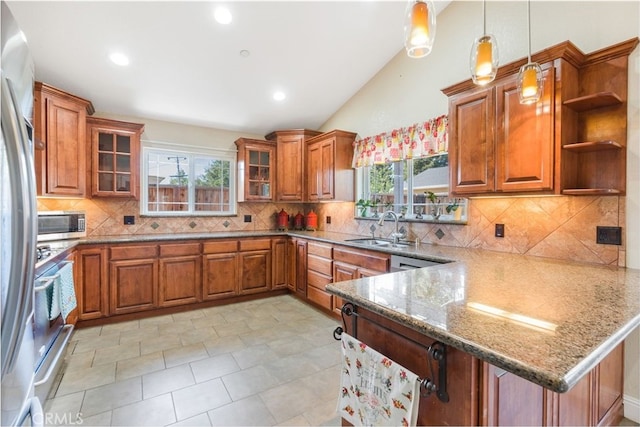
322,1 -> 640,420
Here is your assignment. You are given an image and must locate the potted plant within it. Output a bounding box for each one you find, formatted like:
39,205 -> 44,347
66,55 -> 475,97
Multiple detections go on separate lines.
446,198 -> 462,221
355,199 -> 371,217
427,191 -> 442,220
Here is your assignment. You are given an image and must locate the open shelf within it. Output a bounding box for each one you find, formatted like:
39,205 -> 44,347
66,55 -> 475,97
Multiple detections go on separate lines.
563,92 -> 623,112
562,188 -> 622,196
562,141 -> 622,153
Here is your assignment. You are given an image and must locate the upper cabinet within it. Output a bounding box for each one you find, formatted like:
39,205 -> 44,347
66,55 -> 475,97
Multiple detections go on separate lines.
235,137 -> 276,202
560,39 -> 638,195
443,38 -> 638,197
34,82 -> 94,197
86,117 -> 144,199
265,129 -> 321,202
306,130 -> 357,201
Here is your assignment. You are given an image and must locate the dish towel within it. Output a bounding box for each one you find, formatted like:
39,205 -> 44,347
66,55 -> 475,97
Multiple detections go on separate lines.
56,262 -> 77,321
46,277 -> 61,320
337,332 -> 421,427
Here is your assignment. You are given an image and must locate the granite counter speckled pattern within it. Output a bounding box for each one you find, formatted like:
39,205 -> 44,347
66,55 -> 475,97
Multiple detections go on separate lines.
52,230 -> 639,393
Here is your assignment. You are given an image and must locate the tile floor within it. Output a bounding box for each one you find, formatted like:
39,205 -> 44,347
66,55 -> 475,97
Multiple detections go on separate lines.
43,295 -> 343,426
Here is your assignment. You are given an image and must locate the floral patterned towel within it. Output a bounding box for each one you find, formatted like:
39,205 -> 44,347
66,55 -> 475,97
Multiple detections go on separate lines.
337,332 -> 421,426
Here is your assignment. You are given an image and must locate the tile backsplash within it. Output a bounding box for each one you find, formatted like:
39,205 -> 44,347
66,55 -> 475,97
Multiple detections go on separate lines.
37,195 -> 625,267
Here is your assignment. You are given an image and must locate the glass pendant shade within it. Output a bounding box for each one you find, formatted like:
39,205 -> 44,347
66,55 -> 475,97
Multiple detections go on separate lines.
470,35 -> 498,85
404,0 -> 436,58
517,62 -> 543,104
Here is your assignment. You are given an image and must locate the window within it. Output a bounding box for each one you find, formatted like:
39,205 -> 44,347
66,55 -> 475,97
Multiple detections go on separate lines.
356,153 -> 466,222
141,142 -> 236,216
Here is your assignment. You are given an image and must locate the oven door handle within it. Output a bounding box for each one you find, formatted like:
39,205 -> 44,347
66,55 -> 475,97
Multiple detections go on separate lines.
34,261 -> 74,292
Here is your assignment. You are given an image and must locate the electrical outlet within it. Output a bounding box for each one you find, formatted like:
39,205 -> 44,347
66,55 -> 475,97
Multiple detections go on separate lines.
244,215 -> 252,223
326,216 -> 331,224
495,223 -> 505,238
596,226 -> 621,245
124,215 -> 135,225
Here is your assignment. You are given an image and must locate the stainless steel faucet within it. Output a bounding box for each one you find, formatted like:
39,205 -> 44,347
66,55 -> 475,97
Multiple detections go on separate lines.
377,210 -> 405,245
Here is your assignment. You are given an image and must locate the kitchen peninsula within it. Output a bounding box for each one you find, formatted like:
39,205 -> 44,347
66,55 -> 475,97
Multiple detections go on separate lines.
326,243 -> 640,426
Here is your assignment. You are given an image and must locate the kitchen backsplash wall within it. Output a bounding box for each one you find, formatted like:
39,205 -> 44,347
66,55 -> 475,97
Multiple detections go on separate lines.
37,195 -> 624,267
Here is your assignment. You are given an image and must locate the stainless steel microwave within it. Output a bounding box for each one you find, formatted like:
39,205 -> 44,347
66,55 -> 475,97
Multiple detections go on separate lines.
37,211 -> 86,242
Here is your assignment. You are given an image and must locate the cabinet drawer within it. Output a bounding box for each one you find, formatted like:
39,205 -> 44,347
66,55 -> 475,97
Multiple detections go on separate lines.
159,242 -> 200,257
307,270 -> 332,289
110,244 -> 158,260
307,254 -> 333,276
333,247 -> 389,272
239,239 -> 271,251
203,240 -> 238,254
307,285 -> 332,311
308,242 -> 332,258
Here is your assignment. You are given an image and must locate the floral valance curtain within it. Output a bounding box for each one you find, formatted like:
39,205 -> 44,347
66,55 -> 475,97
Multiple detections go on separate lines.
352,114 -> 448,168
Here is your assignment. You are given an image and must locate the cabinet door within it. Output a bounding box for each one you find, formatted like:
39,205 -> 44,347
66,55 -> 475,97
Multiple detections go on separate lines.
238,250 -> 272,295
449,87 -> 496,195
110,258 -> 158,315
333,261 -> 357,315
43,96 -> 87,196
276,134 -> 305,201
295,240 -> 307,297
307,140 -> 322,201
482,363 -> 545,426
235,138 -> 275,202
286,238 -> 297,291
76,247 -> 108,320
320,138 -> 335,199
87,117 -> 143,199
159,255 -> 201,307
202,253 -> 238,300
271,238 -> 287,290
496,67 -> 555,192
595,343 -> 623,424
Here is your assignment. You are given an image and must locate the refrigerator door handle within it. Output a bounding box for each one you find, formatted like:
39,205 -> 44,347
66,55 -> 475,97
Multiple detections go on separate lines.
0,75 -> 37,375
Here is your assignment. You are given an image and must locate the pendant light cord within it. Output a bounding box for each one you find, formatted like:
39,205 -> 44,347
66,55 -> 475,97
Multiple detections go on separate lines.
483,0 -> 486,35
527,0 -> 532,63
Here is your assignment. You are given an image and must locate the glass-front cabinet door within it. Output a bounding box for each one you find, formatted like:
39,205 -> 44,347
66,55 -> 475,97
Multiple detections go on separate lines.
87,117 -> 144,199
234,138 -> 275,202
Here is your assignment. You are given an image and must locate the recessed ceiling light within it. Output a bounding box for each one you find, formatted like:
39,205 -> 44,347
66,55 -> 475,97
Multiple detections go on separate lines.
273,91 -> 286,101
109,52 -> 129,66
214,7 -> 232,25
239,50 -> 250,58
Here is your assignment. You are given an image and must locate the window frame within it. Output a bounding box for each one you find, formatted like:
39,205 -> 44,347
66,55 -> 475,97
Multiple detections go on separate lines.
140,140 -> 237,217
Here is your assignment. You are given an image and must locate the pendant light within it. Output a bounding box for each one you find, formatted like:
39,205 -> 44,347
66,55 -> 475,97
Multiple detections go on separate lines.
517,0 -> 543,104
404,0 -> 436,58
470,0 -> 498,85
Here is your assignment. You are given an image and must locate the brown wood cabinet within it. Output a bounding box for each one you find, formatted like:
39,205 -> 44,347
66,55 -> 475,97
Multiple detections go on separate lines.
306,242 -> 333,310
333,246 -> 389,315
33,82 -> 94,197
560,39 -> 638,195
271,237 -> 287,290
238,239 -> 272,295
445,62 -> 556,195
202,240 -> 238,301
158,243 -> 201,307
306,130 -> 356,201
286,238 -> 297,292
75,245 -> 109,320
235,138 -> 276,202
86,117 -> 144,199
295,239 -> 308,297
265,129 -> 321,201
109,244 -> 158,315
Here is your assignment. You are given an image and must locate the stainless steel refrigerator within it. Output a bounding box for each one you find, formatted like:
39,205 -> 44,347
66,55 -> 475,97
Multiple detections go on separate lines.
1,1 -> 43,425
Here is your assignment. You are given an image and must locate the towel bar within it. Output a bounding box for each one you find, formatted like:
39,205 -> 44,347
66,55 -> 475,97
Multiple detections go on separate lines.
333,302 -> 450,403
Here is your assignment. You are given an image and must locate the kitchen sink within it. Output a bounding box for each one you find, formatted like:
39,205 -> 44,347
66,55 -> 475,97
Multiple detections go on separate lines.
345,238 -> 411,249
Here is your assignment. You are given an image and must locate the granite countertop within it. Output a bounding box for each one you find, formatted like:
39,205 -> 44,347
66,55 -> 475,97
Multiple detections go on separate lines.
46,229 -> 640,394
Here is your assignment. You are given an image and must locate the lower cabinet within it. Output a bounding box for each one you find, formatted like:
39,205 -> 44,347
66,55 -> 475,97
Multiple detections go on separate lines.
295,239 -> 308,297
238,239 -> 272,295
271,237 -> 287,290
482,342 -> 624,426
306,242 -> 333,311
110,244 -> 159,315
333,246 -> 389,315
202,240 -> 238,301
158,243 -> 201,307
286,238 -> 297,292
75,245 -> 108,320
